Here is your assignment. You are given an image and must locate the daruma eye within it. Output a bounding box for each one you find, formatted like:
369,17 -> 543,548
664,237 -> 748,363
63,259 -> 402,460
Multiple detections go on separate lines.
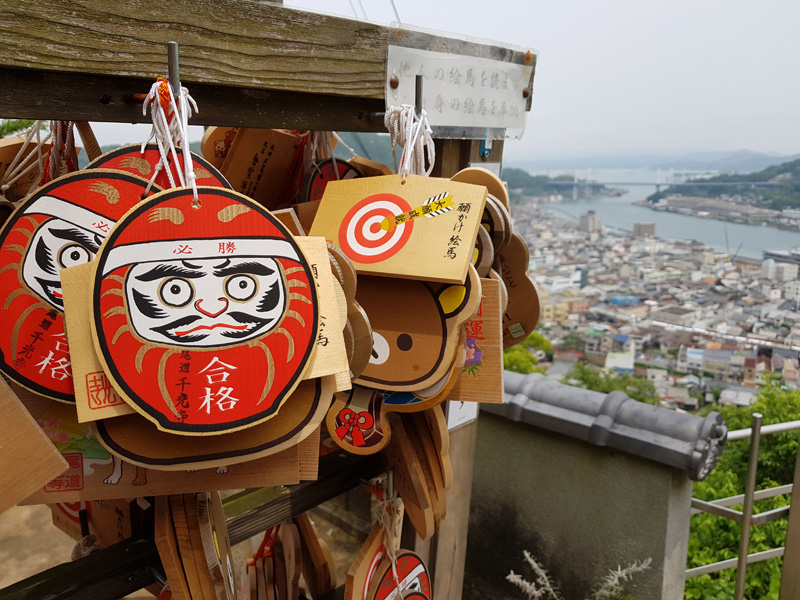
226,274 -> 257,302
57,243 -> 91,269
159,277 -> 194,308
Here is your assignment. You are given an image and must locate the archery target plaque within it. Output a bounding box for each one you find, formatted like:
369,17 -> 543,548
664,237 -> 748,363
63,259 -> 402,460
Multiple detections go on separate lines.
0,170 -> 159,401
309,174 -> 487,283
90,187 -> 319,434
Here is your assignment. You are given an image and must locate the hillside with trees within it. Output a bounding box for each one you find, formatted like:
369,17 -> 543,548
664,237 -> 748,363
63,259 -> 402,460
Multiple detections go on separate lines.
648,158 -> 800,211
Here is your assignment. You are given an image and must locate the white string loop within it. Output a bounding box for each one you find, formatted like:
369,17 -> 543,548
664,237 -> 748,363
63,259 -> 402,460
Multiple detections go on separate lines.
0,120 -> 51,199
384,104 -> 435,181
372,478 -> 404,595
142,79 -> 199,205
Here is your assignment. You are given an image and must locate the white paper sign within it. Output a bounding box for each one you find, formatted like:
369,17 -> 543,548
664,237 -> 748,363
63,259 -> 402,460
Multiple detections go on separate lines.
447,400 -> 479,430
387,46 -> 533,130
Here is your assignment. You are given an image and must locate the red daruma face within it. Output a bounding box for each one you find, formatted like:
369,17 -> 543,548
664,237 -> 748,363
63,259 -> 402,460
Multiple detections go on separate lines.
92,187 -> 318,434
0,171 -> 157,402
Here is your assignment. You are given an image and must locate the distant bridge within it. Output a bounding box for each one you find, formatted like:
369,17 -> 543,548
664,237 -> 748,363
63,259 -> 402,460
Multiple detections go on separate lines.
543,181 -> 780,189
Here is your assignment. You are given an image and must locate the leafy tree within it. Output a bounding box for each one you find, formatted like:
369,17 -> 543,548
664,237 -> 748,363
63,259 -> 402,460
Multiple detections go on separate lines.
0,119 -> 37,138
562,363 -> 658,405
504,346 -> 539,374
557,332 -> 585,353
685,376 -> 800,599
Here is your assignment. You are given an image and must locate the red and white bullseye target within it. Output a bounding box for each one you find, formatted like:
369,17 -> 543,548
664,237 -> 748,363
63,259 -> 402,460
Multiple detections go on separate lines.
55,501 -> 91,523
339,194 -> 414,264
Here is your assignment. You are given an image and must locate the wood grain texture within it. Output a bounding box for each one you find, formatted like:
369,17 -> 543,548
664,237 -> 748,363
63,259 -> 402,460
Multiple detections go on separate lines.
0,1 -> 534,100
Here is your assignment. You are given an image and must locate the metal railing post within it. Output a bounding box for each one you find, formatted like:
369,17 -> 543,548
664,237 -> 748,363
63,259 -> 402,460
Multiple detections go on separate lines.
735,412 -> 763,600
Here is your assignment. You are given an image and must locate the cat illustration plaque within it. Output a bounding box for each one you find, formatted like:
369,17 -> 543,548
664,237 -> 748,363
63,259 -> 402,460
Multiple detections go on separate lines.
0,170 -> 159,401
91,187 -> 318,435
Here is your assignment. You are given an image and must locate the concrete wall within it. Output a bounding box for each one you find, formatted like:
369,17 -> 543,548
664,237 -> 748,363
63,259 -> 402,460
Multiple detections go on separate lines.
464,413 -> 692,600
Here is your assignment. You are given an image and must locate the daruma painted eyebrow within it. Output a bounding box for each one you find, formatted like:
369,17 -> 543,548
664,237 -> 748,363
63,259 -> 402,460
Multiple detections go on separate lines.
134,263 -> 208,281
214,261 -> 275,277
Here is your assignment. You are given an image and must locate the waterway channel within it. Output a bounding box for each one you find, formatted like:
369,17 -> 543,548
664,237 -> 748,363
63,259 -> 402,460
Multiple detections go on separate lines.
538,168 -> 800,259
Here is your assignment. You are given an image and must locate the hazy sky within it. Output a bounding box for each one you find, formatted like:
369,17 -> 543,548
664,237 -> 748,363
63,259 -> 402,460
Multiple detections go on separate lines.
90,0 -> 800,163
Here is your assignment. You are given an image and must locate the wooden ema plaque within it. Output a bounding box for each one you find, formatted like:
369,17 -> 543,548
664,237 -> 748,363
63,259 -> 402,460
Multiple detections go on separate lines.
301,157 -> 363,205
309,174 -> 487,284
65,236 -> 345,423
0,170 -> 159,402
449,277 -> 504,404
355,265 -> 481,392
365,551 -> 432,600
219,128 -> 302,209
345,523 -> 388,600
295,513 -> 336,599
0,375 -> 67,514
18,389 -> 319,503
86,143 -> 231,191
90,187 -> 319,435
493,232 -> 541,348
451,166 -> 510,210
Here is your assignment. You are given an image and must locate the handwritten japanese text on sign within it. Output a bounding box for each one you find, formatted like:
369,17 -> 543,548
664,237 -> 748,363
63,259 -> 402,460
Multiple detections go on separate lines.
386,46 -> 533,130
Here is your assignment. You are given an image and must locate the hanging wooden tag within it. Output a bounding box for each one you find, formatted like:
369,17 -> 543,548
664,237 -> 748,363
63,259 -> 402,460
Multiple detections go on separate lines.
400,415 -> 445,530
0,170 -> 159,402
50,498 -> 136,547
473,225 -> 494,277
302,237 -> 350,382
347,301 -> 373,381
301,158 -> 363,204
273,538 -> 289,600
155,496 -> 190,600
90,187 -> 319,435
201,126 -> 239,170
451,166 -> 510,209
0,375 -> 67,514
279,522 -> 303,600
481,194 -> 510,254
185,494 -> 222,600
195,492 -> 237,600
347,156 -> 393,177
220,128 -> 301,209
378,333 -> 465,413
294,513 -> 335,599
247,562 -> 257,600
327,243 -> 357,305
355,265 -> 480,392
272,208 -> 305,236
256,556 -> 267,600
17,389 -> 305,503
264,554 -> 276,600
309,174 -> 486,283
61,262 -> 134,421
382,414 -> 434,540
487,269 -> 509,311
364,551 -> 432,600
326,386 -> 388,455
295,200 -> 321,236
403,412 -> 447,525
449,277 -> 504,404
344,523 -> 388,600
92,376 -> 333,471
170,494 -> 208,600
421,405 -> 453,490
87,143 -> 231,190
493,233 -> 541,348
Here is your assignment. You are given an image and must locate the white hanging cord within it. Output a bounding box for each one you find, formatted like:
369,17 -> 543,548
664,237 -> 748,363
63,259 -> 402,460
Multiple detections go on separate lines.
372,476 -> 404,594
141,77 -> 199,205
388,0 -> 401,25
384,104 -> 435,181
355,0 -> 368,20
0,121 -> 52,199
332,132 -> 357,159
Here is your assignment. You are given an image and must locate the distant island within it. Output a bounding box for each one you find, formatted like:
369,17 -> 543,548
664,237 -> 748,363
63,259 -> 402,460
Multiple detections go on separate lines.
504,168 -> 624,205
642,158 -> 800,229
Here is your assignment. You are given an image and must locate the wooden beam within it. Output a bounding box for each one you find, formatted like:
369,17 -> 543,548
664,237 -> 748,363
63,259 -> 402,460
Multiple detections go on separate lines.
0,67 -> 385,130
0,0 -> 534,101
